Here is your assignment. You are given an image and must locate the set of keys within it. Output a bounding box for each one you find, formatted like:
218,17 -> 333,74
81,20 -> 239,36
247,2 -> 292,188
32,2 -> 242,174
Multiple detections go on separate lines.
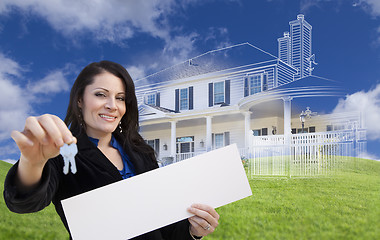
60,143 -> 78,174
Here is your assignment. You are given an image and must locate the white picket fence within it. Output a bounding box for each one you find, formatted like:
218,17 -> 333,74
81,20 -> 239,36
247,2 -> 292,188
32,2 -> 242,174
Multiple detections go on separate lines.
244,129 -> 366,177
158,129 -> 366,177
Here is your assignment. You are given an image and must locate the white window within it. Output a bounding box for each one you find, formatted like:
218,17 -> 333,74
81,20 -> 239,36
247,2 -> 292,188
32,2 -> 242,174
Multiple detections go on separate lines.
249,74 -> 262,95
176,136 -> 194,153
252,128 -> 268,136
252,129 -> 261,136
212,132 -> 230,149
214,133 -> 224,149
180,88 -> 188,110
247,73 -> 268,95
147,140 -> 155,149
214,81 -> 225,104
146,139 -> 160,154
145,93 -> 156,105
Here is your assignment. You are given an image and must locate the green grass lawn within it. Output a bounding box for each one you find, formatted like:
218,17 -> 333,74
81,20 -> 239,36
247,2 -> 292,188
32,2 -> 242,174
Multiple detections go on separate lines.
1,158 -> 379,240
0,161 -> 67,240
207,157 -> 380,240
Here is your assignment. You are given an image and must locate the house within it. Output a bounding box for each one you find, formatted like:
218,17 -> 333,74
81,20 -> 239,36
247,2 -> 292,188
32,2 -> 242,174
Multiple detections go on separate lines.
135,15 -> 366,164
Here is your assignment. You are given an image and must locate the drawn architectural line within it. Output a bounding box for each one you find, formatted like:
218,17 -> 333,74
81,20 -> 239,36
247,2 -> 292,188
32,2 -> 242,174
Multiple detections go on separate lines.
135,14 -> 366,176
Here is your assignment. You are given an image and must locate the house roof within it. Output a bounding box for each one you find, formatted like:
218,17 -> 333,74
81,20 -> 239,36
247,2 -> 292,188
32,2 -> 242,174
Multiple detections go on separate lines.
138,104 -> 177,122
238,75 -> 344,111
146,104 -> 177,113
276,75 -> 342,89
272,75 -> 344,98
136,42 -> 278,86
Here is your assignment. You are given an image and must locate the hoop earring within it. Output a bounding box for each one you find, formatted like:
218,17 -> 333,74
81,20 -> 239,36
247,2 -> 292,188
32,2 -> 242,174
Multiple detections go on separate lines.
119,121 -> 123,133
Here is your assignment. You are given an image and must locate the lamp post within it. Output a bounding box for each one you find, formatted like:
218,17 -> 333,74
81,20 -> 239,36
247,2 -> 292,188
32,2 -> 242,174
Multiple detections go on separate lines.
300,112 -> 306,133
299,107 -> 316,133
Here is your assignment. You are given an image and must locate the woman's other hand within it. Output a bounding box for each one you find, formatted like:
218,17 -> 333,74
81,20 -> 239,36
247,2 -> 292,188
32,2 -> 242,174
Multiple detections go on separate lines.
187,203 -> 220,238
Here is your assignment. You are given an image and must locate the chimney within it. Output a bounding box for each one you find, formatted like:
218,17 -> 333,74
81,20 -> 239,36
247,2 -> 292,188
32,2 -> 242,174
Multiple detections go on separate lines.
297,14 -> 305,20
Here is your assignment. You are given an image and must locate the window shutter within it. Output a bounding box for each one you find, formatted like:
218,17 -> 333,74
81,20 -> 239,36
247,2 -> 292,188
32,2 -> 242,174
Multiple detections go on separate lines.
154,139 -> 160,155
225,80 -> 230,104
156,92 -> 160,107
208,83 -> 213,107
175,89 -> 179,112
263,74 -> 267,91
189,86 -> 193,110
211,133 -> 215,149
224,132 -> 230,146
244,76 -> 249,97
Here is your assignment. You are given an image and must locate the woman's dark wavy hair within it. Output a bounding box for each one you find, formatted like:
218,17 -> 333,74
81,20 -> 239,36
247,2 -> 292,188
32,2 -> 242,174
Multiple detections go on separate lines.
64,61 -> 156,169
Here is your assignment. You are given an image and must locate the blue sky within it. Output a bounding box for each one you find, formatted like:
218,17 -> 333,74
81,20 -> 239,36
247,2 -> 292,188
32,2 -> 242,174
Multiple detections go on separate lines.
1,0 -> 380,161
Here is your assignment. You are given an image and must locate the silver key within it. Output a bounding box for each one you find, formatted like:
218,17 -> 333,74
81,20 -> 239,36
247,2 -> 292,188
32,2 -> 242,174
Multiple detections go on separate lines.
60,143 -> 78,174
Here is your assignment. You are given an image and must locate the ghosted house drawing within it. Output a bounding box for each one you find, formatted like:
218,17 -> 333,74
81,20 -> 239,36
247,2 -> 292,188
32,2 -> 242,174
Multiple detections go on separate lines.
135,15 -> 366,164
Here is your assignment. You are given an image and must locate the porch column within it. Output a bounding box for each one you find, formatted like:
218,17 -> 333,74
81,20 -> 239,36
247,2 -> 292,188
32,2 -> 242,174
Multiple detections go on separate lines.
244,111 -> 251,149
170,121 -> 177,157
282,96 -> 293,136
206,116 -> 213,151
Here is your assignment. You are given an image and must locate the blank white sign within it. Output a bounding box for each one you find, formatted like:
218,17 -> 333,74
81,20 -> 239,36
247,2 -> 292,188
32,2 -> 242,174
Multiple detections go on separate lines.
61,144 -> 252,240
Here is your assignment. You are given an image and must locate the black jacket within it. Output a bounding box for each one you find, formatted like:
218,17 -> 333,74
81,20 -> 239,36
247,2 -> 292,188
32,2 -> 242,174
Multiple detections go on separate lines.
3,133 -> 192,240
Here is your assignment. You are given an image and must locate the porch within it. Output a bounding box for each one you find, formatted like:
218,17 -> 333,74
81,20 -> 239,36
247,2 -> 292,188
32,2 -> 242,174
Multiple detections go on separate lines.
157,129 -> 367,177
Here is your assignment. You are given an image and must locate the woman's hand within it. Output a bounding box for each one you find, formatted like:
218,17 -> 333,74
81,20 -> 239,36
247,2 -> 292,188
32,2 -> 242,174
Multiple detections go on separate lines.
11,114 -> 76,186
187,203 -> 220,238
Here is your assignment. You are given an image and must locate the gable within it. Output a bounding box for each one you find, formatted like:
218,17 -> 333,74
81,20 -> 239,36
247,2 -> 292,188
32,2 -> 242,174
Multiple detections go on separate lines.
138,104 -> 172,121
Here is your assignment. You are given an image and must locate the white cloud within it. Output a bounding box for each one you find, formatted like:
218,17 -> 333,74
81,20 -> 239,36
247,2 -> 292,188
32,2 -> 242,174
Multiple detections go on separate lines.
332,83 -> 380,141
0,53 -> 24,78
27,70 -> 70,94
356,0 -> 380,46
163,32 -> 199,64
300,0 -> 334,13
0,78 -> 30,140
0,0 -> 212,83
0,0 -> 236,84
302,0 -> 380,46
0,0 -> 177,43
127,65 -> 147,82
0,54 -> 30,141
0,54 -> 70,145
129,31 -> 201,86
357,0 -> 380,17
204,27 -> 232,50
300,0 -> 380,16
0,141 -> 19,162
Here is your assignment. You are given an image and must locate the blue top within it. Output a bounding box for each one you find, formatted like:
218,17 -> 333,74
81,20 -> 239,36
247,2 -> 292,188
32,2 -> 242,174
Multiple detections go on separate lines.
88,136 -> 136,179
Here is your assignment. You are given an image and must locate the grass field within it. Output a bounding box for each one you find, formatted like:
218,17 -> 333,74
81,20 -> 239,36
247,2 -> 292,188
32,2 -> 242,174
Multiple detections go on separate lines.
1,158 -> 379,240
0,161 -> 67,240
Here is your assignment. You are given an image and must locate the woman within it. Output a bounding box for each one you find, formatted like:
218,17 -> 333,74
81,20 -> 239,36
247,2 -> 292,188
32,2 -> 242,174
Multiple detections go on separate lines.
4,61 -> 219,239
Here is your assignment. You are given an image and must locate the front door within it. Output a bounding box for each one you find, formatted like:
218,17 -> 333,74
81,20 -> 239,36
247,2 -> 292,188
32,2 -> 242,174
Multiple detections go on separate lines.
176,136 -> 194,160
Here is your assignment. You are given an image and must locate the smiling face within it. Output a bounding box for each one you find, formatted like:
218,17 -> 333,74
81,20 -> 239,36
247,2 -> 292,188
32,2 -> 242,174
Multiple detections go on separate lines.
79,71 -> 126,139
